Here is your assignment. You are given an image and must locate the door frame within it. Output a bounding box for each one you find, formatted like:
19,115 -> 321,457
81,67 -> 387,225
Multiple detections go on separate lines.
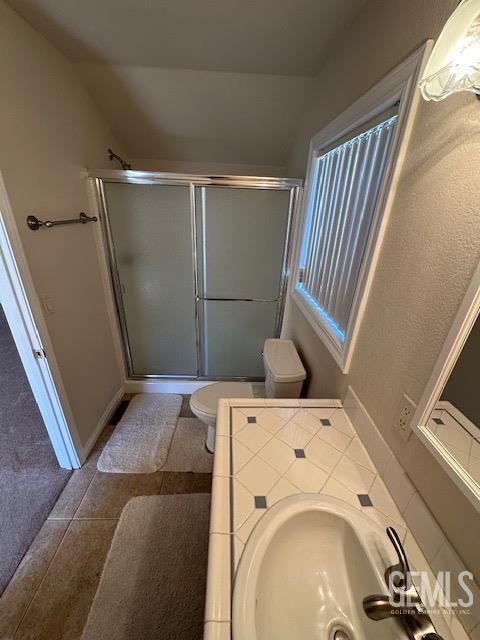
0,173 -> 81,469
88,170 -> 302,383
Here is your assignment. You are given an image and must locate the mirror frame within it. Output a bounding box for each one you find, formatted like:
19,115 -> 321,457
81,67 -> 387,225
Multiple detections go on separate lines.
413,261 -> 480,511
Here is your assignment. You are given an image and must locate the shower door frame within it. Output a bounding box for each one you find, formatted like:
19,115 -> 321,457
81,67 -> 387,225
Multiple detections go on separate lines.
91,171 -> 302,381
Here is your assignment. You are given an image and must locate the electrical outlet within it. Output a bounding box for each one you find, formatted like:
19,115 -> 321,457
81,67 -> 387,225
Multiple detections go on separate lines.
394,393 -> 416,442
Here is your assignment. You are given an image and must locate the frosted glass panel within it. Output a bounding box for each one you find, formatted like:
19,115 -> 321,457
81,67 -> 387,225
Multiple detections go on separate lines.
197,187 -> 290,299
104,183 -> 196,376
200,300 -> 277,377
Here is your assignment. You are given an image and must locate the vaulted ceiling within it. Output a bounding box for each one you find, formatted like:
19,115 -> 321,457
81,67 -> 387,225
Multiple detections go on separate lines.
7,0 -> 367,169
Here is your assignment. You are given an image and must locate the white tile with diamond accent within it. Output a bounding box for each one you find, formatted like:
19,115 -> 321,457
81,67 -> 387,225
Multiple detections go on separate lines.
305,407 -> 337,419
231,409 -> 249,434
236,508 -> 264,544
205,399 -> 461,638
304,436 -> 342,473
266,477 -> 298,508
332,455 -> 376,494
367,508 -> 407,542
233,479 -> 254,531
316,423 -> 352,451
236,456 -> 280,495
286,458 -> 328,492
235,421 -> 272,452
322,477 -> 361,509
256,409 -> 287,434
329,410 -> 356,436
368,475 -> 404,525
290,409 -> 323,435
270,407 -> 299,420
344,437 -> 376,472
232,439 -> 254,474
237,405 -> 265,415
257,436 -> 296,474
276,420 -> 312,449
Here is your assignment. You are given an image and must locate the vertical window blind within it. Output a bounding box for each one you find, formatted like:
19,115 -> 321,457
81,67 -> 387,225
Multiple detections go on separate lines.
296,114 -> 398,342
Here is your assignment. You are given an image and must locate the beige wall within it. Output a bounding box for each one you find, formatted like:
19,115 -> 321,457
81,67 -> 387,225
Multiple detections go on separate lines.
127,158 -> 287,177
76,63 -> 315,168
285,0 -> 480,576
0,1 -> 123,449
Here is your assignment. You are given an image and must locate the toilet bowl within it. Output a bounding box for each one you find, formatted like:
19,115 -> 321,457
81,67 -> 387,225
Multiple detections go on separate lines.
190,382 -> 254,452
190,339 -> 306,452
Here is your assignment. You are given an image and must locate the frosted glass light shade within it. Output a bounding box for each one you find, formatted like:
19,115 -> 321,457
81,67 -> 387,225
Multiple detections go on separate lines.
419,0 -> 480,101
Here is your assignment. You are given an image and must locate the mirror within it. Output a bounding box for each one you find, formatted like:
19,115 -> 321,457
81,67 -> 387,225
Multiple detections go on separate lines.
425,312 -> 480,487
414,264 -> 480,510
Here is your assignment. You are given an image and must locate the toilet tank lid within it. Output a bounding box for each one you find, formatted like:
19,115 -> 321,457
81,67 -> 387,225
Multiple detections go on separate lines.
263,339 -> 306,383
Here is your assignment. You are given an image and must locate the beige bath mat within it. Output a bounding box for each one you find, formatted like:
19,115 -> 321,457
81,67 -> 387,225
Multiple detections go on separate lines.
81,494 -> 210,640
97,394 -> 182,473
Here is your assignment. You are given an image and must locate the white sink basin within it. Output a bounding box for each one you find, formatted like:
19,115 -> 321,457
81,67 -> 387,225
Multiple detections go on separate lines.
232,494 -> 403,640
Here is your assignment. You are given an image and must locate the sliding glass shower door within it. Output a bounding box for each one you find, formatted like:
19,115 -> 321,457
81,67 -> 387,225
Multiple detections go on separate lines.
103,183 -> 197,376
99,175 -> 300,379
195,187 -> 290,377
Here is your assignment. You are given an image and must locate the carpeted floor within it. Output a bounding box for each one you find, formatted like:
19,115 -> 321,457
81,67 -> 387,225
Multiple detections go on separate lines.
81,494 -> 210,640
0,305 -> 71,594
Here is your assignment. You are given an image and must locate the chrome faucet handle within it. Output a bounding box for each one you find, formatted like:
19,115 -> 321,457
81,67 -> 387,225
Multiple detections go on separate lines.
385,527 -> 412,591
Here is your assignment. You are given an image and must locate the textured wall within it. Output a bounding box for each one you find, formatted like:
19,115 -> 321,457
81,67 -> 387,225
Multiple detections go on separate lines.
285,0 -> 480,576
0,1 -> 123,448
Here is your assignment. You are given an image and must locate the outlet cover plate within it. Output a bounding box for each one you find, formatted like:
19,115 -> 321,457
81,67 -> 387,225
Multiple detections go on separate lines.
394,393 -> 416,442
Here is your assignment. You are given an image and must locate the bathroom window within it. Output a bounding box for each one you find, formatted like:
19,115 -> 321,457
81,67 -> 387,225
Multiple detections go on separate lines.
292,45 -> 429,373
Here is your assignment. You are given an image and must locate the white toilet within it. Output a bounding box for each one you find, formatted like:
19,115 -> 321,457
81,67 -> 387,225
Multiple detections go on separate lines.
190,338 -> 307,452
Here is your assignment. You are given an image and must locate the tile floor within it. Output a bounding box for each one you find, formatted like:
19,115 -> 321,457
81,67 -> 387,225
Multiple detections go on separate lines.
0,396 -> 212,640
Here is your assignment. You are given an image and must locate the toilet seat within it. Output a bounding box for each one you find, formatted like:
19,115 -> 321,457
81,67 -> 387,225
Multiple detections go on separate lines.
190,382 -> 254,425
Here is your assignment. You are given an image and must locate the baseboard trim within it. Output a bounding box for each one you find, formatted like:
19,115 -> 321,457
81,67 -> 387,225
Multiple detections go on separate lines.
81,387 -> 124,463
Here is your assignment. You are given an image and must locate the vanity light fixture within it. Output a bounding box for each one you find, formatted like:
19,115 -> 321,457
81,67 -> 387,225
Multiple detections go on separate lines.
419,0 -> 480,100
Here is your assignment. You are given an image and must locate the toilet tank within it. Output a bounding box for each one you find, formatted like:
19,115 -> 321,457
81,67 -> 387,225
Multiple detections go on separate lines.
263,339 -> 306,399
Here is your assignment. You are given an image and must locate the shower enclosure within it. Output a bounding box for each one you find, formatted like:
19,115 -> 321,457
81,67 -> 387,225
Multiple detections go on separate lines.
93,172 -> 302,380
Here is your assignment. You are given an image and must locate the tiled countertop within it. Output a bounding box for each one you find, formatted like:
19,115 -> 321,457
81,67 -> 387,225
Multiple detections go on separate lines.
203,398 -> 456,640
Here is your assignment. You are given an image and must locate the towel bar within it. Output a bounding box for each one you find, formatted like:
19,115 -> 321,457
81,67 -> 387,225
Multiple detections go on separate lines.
27,212 -> 98,231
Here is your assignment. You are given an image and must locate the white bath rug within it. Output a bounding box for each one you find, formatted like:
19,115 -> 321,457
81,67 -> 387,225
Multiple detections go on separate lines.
97,394 -> 182,473
81,494 -> 210,640
162,418 -> 213,473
